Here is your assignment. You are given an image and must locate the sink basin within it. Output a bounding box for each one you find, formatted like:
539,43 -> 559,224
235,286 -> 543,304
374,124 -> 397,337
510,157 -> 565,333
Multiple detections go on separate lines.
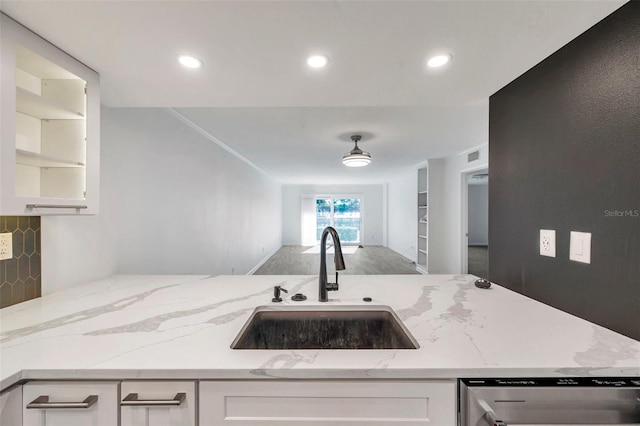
231,305 -> 419,350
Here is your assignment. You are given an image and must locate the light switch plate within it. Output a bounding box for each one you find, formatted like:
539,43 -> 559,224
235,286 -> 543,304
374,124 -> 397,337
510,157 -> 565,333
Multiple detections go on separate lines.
540,229 -> 556,257
570,231 -> 591,264
0,232 -> 13,260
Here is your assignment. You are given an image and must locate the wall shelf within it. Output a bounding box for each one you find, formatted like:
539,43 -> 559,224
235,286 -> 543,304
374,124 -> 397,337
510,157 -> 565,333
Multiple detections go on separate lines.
16,87 -> 84,120
16,149 -> 84,168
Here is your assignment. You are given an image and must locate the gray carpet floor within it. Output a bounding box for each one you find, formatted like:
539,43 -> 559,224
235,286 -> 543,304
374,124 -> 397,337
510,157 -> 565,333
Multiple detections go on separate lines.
254,245 -> 420,275
468,246 -> 489,279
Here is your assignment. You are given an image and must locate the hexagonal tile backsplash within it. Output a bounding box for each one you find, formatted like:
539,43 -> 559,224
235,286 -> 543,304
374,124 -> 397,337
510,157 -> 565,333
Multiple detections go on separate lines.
0,216 -> 41,309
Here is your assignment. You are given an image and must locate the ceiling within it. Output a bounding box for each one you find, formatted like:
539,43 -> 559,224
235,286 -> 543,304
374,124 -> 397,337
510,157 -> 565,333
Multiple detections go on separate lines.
0,1 -> 626,184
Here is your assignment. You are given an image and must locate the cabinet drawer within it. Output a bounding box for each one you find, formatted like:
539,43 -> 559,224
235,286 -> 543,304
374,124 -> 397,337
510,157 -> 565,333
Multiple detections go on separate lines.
121,380 -> 196,426
23,381 -> 119,426
200,380 -> 456,426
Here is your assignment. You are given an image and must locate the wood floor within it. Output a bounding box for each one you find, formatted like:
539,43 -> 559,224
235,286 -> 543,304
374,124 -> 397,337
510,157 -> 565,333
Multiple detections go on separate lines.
254,246 -> 420,275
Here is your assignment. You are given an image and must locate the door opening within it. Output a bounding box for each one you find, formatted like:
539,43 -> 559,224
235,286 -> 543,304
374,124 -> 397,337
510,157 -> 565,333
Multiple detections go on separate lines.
462,168 -> 488,279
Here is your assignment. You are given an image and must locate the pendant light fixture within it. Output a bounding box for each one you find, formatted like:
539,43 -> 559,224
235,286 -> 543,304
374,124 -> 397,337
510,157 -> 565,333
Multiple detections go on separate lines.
342,135 -> 371,167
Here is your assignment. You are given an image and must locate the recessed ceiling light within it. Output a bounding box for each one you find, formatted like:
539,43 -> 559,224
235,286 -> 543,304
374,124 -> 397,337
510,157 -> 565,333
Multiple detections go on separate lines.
427,53 -> 452,68
178,55 -> 203,69
307,55 -> 330,68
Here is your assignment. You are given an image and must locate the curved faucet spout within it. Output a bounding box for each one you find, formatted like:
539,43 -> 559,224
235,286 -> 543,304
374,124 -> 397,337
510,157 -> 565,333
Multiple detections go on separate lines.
319,226 -> 346,302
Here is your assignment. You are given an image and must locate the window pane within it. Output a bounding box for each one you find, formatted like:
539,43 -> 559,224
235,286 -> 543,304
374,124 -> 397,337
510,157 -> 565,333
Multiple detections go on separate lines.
314,197 -> 361,244
316,198 -> 332,241
334,198 -> 360,243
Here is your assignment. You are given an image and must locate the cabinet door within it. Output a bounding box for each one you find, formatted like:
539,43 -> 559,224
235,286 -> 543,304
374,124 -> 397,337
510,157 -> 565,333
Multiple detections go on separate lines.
121,381 -> 196,426
0,14 -> 100,215
200,380 -> 456,426
0,385 -> 22,426
23,381 -> 118,426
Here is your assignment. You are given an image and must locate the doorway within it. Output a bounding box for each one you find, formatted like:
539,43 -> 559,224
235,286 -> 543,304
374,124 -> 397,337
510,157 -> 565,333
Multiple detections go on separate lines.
462,168 -> 488,278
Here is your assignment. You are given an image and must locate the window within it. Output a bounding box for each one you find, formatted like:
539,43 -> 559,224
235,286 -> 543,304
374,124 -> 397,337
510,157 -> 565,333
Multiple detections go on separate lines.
315,197 -> 361,244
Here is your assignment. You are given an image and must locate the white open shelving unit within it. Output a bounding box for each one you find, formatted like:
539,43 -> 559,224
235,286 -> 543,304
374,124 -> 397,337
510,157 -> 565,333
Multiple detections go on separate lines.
416,169 -> 429,273
14,45 -> 88,200
1,13 -> 100,215
415,159 -> 444,274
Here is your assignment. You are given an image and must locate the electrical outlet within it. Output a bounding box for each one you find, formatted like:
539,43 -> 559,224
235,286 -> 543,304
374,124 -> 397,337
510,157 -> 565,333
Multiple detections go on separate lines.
540,229 -> 556,257
0,232 -> 13,260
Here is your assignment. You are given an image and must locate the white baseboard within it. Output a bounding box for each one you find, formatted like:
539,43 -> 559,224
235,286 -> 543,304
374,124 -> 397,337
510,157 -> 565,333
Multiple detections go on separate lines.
415,265 -> 428,275
247,246 -> 282,275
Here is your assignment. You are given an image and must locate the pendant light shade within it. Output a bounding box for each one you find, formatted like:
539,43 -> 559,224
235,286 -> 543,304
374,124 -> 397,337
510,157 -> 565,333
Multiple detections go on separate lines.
342,135 -> 371,167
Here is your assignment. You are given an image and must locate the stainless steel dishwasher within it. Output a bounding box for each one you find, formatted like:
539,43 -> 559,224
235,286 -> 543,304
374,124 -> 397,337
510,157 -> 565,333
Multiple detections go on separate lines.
460,378 -> 640,425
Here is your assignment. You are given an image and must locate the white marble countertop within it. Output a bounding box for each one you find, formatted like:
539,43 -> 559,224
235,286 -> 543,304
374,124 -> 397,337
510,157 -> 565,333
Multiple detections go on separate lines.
1,274 -> 639,390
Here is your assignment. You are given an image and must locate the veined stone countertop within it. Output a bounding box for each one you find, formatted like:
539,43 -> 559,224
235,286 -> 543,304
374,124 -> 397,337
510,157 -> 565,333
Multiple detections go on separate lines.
1,274 -> 639,390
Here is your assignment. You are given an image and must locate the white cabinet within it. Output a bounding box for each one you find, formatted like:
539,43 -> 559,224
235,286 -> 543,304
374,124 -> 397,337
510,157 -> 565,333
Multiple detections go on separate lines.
121,381 -> 197,426
22,381 -> 118,426
0,13 -> 100,215
11,378 -> 457,425
200,380 -> 456,426
0,385 -> 22,426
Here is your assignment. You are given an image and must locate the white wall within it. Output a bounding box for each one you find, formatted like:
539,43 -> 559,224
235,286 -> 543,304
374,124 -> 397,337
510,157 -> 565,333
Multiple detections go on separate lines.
440,144 -> 489,273
41,216 -> 117,294
468,183 -> 489,246
386,170 -> 417,261
42,107 -> 282,292
41,107 -> 121,293
282,184 -> 384,246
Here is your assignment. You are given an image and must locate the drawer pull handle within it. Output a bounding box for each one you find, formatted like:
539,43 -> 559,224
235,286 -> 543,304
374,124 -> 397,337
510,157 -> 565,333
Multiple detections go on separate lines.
121,392 -> 186,406
478,399 -> 507,426
26,204 -> 88,209
27,395 -> 98,409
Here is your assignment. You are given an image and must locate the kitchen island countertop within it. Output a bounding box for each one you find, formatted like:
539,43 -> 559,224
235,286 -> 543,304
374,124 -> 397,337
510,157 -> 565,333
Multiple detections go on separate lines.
1,274 -> 639,390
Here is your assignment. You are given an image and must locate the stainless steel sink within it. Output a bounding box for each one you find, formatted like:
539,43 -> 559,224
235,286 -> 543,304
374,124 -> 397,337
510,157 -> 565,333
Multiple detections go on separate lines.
231,305 -> 419,350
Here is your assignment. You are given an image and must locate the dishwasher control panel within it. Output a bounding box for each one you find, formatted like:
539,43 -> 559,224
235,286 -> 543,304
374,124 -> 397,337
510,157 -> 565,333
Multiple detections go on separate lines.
463,377 -> 640,387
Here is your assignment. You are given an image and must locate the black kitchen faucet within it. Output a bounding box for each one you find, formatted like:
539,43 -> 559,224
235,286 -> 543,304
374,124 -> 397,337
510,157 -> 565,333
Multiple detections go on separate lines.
318,226 -> 345,302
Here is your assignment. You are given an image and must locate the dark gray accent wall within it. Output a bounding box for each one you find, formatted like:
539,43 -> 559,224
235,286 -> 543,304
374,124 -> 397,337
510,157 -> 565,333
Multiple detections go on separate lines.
489,2 -> 640,340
